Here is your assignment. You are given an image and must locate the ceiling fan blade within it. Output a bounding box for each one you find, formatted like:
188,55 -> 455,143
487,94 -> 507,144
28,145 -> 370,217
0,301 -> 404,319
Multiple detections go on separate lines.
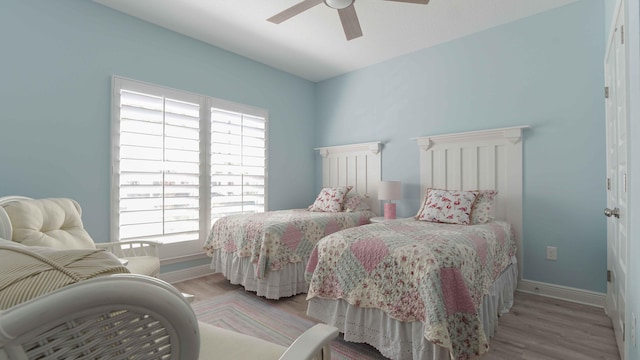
384,0 -> 429,4
338,4 -> 362,41
267,0 -> 325,24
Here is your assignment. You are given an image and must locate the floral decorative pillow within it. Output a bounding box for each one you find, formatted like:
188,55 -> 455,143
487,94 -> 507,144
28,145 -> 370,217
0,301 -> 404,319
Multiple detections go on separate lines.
308,186 -> 351,213
470,190 -> 497,224
416,188 -> 479,225
343,192 -> 371,212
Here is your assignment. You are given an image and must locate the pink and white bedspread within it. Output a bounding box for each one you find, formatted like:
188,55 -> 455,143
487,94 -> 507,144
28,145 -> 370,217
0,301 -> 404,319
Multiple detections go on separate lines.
305,220 -> 516,360
203,209 -> 375,280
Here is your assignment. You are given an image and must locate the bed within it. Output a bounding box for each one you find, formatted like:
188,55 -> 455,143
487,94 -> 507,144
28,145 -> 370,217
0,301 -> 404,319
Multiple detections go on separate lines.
203,142 -> 383,299
305,126 -> 527,360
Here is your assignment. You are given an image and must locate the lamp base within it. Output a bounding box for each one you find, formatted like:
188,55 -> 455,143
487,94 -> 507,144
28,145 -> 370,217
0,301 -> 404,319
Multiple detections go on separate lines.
384,203 -> 396,220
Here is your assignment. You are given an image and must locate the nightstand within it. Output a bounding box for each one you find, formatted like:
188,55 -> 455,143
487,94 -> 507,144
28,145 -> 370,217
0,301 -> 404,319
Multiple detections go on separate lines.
370,216 -> 414,223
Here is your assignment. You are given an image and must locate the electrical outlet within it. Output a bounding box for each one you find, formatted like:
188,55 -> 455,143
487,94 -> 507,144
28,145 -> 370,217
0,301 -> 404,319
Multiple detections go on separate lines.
546,246 -> 557,261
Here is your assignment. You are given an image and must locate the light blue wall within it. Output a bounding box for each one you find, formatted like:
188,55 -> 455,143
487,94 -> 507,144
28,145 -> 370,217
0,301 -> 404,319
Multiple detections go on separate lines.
0,0 -> 623,298
316,0 -> 607,292
0,1 -> 316,260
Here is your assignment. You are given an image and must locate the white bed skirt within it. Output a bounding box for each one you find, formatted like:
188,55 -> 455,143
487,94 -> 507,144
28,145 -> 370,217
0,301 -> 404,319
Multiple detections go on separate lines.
209,249 -> 309,299
306,257 -> 518,360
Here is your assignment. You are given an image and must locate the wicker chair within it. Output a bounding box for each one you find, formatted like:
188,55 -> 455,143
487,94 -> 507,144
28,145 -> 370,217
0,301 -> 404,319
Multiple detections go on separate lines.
0,196 -> 161,277
0,274 -> 337,360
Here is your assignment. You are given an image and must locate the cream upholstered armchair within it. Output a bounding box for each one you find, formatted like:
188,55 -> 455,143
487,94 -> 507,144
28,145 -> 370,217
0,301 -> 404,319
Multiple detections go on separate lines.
0,272 -> 338,360
0,196 -> 161,277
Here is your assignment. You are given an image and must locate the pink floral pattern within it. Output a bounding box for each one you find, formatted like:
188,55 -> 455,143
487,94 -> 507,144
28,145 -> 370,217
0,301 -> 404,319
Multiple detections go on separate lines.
203,209 -> 375,279
308,187 -> 351,213
343,192 -> 371,212
305,220 -> 516,360
470,190 -> 497,224
416,189 -> 478,225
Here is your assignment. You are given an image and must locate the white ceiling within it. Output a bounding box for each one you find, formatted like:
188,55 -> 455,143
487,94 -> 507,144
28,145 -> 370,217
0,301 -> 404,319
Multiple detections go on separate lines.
94,0 -> 578,82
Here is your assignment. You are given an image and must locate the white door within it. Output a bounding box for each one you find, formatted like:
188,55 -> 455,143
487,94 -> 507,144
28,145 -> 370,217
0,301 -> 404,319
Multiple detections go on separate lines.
604,2 -> 628,358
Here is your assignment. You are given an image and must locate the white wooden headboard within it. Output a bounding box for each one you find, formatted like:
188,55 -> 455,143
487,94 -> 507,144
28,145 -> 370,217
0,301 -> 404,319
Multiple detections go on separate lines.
315,142 -> 382,215
415,126 -> 527,278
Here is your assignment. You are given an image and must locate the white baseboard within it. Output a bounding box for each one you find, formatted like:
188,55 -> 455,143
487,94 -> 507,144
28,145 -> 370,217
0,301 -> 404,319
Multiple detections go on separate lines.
160,253 -> 209,266
159,270 -> 607,308
517,279 -> 606,308
160,264 -> 216,284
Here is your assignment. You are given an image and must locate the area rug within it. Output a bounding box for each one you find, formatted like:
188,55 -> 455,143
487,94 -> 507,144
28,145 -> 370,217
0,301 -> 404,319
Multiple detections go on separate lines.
191,289 -> 386,359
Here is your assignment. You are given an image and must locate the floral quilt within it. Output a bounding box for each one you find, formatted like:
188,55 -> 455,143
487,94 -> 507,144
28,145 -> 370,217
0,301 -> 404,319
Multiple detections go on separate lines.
305,220 -> 516,360
203,209 -> 375,279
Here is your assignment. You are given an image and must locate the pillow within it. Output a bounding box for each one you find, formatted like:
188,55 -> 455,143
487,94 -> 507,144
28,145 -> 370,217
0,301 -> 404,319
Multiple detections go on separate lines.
470,190 -> 497,224
416,188 -> 478,225
343,192 -> 371,212
4,198 -> 96,249
308,186 -> 351,213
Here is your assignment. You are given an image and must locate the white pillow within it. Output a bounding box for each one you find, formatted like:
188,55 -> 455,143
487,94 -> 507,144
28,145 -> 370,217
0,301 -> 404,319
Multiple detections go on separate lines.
416,188 -> 478,225
470,190 -> 497,224
343,192 -> 371,212
308,187 -> 351,213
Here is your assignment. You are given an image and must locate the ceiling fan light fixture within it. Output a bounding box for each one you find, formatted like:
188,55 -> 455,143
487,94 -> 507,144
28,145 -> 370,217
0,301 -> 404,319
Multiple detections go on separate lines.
324,0 -> 354,10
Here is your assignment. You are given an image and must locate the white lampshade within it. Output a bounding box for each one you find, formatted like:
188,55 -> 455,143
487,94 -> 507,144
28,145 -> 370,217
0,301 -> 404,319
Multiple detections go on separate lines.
378,181 -> 402,201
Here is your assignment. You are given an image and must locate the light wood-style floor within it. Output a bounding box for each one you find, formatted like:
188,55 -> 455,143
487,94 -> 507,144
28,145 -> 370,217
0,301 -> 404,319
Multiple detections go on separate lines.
174,274 -> 620,360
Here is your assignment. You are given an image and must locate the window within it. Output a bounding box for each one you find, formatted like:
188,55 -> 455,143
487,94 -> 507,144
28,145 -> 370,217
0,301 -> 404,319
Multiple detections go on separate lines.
111,77 -> 268,260
210,108 -> 266,222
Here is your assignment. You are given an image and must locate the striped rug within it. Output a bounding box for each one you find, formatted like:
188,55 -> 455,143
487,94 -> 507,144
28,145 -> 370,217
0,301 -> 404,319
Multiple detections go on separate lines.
191,289 -> 386,359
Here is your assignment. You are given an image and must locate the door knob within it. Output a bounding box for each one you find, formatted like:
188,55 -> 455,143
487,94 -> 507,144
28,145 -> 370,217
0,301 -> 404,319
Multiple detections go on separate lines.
604,207 -> 620,218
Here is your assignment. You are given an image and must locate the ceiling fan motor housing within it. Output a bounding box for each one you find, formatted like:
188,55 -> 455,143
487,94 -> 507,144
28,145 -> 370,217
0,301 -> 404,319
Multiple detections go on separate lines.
324,0 -> 354,10
270,0 -> 430,41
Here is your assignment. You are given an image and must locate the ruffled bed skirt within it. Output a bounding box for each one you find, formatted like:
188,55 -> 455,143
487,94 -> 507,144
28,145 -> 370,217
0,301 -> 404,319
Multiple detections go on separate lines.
306,257 -> 518,360
209,249 -> 309,299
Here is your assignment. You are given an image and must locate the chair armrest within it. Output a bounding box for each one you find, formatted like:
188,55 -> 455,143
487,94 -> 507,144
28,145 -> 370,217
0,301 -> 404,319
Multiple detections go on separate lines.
278,324 -> 339,360
96,240 -> 161,258
0,274 -> 199,360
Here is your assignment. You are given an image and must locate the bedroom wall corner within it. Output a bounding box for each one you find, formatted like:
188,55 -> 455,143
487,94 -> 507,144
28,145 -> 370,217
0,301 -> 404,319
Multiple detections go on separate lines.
0,0 -> 317,272
314,0 -> 607,295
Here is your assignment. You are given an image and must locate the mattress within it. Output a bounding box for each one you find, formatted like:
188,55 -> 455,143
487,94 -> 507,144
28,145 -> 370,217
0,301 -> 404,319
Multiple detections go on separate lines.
203,208 -> 375,299
307,259 -> 517,360
304,220 -> 517,359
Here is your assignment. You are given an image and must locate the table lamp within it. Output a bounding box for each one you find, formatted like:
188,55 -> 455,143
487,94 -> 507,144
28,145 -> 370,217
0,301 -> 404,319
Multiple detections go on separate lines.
378,181 -> 402,219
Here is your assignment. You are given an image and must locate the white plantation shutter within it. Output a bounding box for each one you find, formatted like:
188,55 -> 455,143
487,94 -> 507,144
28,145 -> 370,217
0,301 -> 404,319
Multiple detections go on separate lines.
118,89 -> 201,245
210,108 -> 266,223
112,77 -> 268,260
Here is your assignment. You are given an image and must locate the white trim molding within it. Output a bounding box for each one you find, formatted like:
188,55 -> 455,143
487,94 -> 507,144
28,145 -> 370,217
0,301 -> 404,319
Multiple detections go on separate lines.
315,141 -> 382,157
160,253 -> 209,266
160,264 -> 216,284
414,126 -> 528,151
518,279 -> 606,308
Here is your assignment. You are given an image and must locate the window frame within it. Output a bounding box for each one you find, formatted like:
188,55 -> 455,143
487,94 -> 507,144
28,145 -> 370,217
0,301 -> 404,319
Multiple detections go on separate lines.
110,76 -> 268,261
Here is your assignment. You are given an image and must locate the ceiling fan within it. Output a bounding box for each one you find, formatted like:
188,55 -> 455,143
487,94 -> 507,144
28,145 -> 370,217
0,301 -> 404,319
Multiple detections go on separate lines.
267,0 -> 429,41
